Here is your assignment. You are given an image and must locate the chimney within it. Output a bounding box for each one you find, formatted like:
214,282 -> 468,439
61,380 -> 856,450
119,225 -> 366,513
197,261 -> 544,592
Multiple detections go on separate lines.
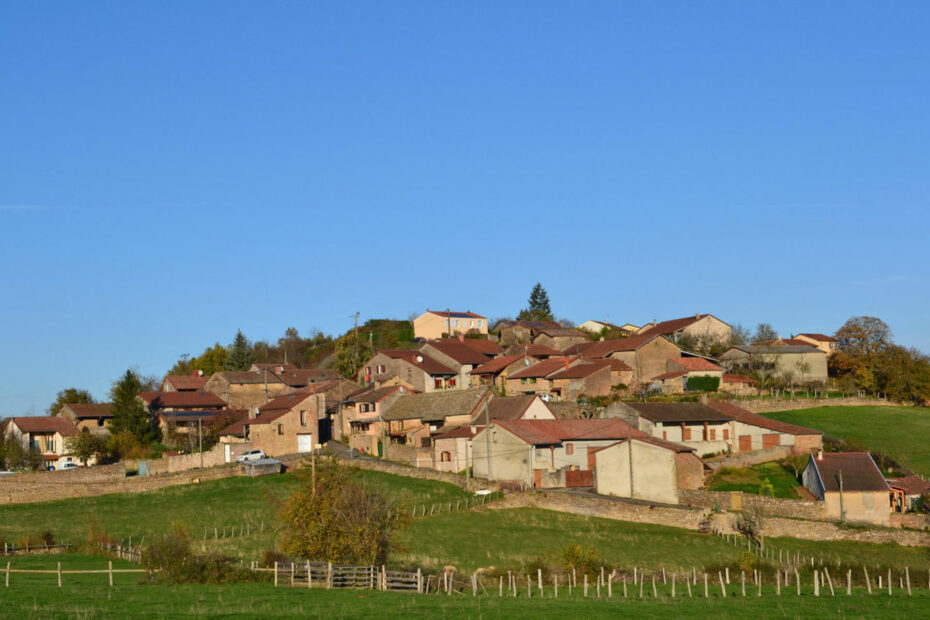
817,448 -> 824,461
695,313 -> 701,319
248,406 -> 259,420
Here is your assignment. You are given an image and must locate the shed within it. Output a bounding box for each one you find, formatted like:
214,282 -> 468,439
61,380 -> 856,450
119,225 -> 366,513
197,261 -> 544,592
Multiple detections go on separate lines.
241,458 -> 284,477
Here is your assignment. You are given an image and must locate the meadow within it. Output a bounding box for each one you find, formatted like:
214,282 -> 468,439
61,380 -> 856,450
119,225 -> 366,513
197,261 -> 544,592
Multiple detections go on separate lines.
764,406 -> 930,476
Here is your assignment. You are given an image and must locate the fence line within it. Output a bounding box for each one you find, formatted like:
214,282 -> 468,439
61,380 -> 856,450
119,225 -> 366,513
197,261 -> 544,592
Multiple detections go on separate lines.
1,542 -> 74,556
2,559 -> 156,588
272,561 -> 422,592
410,491 -> 503,519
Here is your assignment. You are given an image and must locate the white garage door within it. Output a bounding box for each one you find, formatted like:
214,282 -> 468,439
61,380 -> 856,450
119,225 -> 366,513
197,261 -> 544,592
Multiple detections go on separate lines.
297,434 -> 314,453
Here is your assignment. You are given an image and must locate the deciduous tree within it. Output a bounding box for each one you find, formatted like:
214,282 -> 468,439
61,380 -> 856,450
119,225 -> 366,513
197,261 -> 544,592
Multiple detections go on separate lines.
751,323 -> 778,343
46,387 -> 94,415
66,431 -> 108,465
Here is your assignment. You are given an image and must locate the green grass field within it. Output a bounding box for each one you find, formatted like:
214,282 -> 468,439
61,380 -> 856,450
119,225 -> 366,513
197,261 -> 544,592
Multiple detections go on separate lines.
3,554 -> 930,618
764,406 -> 930,476
707,462 -> 802,499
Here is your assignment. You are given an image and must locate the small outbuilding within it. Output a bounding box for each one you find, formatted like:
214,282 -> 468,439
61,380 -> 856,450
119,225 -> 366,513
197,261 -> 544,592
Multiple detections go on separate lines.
241,458 -> 284,477
593,437 -> 704,504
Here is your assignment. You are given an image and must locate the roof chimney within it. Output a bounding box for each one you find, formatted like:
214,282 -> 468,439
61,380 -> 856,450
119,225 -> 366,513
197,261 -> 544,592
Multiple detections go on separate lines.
816,448 -> 824,461
695,313 -> 701,319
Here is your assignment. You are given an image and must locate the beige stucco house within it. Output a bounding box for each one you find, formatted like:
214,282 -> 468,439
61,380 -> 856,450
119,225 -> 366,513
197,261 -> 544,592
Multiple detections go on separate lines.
593,437 -> 704,504
635,313 -> 732,345
204,370 -> 289,409
803,451 -> 891,526
794,333 -> 839,357
359,349 -> 458,392
56,403 -> 113,435
221,390 -> 324,457
337,385 -> 408,455
414,310 -> 488,340
563,334 -> 683,387
719,344 -> 828,385
3,416 -> 80,469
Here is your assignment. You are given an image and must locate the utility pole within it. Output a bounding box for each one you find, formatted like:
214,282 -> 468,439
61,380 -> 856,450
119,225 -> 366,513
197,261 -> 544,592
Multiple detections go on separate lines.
352,312 -> 360,367
379,413 -> 387,459
311,451 -> 316,496
628,425 -> 634,500
838,470 -> 845,523
465,438 -> 470,489
199,417 -> 203,469
484,395 -> 492,481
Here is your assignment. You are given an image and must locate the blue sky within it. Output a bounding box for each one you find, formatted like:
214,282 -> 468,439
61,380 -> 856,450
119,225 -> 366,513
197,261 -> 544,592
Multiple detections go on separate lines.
1,2 -> 927,414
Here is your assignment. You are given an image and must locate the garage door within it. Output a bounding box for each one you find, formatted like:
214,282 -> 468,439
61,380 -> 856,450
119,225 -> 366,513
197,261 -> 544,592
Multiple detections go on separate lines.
762,434 -> 780,449
297,434 -> 314,453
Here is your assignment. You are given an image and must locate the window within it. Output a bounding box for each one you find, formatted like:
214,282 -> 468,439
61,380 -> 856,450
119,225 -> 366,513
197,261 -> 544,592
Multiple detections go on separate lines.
565,443 -> 574,455
662,431 -> 667,440
449,378 -> 456,387
521,378 -> 527,385
709,429 -> 716,441
723,429 -> 730,441
682,427 -> 692,441
277,424 -> 284,435
435,378 -> 443,389
300,410 -> 307,427
453,319 -> 459,327
441,451 -> 451,462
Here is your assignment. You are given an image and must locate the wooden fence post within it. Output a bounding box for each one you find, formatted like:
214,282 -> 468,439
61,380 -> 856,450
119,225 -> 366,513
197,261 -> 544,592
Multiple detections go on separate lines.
795,569 -> 801,596
719,572 -> 726,598
814,570 -> 819,597
274,562 -> 278,587
538,568 -> 543,597
291,563 -> 295,586
864,567 -> 872,595
583,574 -> 588,597
703,573 -> 708,598
417,568 -> 422,593
741,571 -> 745,597
381,565 -> 386,591
57,562 -> 62,588
108,561 -> 113,587
5,561 -> 9,587
327,562 -> 333,590
307,561 -> 312,589
906,567 -> 912,596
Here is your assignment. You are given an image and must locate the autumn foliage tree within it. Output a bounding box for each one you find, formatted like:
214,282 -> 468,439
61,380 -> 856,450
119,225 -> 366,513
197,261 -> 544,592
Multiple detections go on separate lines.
830,316 -> 892,392
279,458 -> 399,564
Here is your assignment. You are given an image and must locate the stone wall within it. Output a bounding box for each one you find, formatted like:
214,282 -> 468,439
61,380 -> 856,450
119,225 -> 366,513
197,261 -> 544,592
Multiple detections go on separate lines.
890,512 -> 930,530
705,446 -> 793,471
494,490 -> 930,547
735,397 -> 909,414
679,488 -> 827,521
0,465 -> 239,506
338,455 -> 495,491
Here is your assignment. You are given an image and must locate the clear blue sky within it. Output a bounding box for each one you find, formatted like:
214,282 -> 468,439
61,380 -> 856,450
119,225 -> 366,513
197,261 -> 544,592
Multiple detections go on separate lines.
1,2 -> 928,415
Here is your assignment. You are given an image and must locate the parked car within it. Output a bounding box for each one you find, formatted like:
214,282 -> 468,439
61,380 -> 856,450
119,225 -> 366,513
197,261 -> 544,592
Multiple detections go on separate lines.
235,449 -> 267,462
58,462 -> 79,470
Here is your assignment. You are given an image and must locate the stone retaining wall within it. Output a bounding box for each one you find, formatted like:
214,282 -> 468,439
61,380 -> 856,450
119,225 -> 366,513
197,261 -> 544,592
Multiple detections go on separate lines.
338,456 -> 492,490
735,397 -> 908,414
679,489 -> 826,521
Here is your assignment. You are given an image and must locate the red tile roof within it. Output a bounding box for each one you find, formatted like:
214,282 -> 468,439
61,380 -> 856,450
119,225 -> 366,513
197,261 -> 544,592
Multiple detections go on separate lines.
10,416 -> 79,437
470,354 -> 531,375
560,341 -> 597,356
162,375 -> 208,390
637,314 -> 727,337
426,310 -> 486,319
457,339 -> 501,356
796,333 -> 837,342
140,391 -> 227,409
565,334 -> 671,357
259,390 -> 319,413
61,403 -> 113,418
705,401 -> 821,436
432,425 -> 484,439
493,419 -> 645,446
508,357 -> 576,380
548,360 -> 613,380
379,350 -> 456,375
670,358 -> 722,372
590,436 -> 696,455
423,340 -> 492,365
809,452 -> 889,493
752,338 -> 817,347
344,385 -> 406,404
887,475 -> 930,496
273,368 -> 343,387
522,343 -> 564,358
651,370 -> 688,381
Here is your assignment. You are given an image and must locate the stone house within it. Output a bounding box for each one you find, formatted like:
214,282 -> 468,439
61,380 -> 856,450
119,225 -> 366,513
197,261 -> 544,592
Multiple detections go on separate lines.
493,320 -> 567,346
204,370 -> 289,410
504,357 -> 576,397
503,343 -> 563,359
270,367 -> 345,389
577,320 -> 638,337
420,339 -> 496,390
55,403 -> 113,435
610,401 -> 822,457
720,373 -> 756,395
381,388 -> 491,467
635,313 -> 732,345
431,425 -> 482,473
139,390 -> 229,439
227,390 -> 325,457
794,333 -> 839,357
719,345 -> 828,385
469,354 -> 539,389
562,334 -> 683,387
414,310 -> 488,340
161,373 -> 208,392
803,451 -> 891,526
3,416 -> 80,469
546,359 -> 632,401
358,350 -> 457,392
337,385 -> 409,455
470,418 -> 645,489
593,437 -> 705,504
530,326 -> 589,350
649,357 -> 724,394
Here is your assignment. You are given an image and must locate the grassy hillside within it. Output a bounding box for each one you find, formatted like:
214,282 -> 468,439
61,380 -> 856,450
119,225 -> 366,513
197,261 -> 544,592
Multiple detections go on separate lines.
707,462 -> 803,499
764,406 -> 930,476
3,556 -> 930,619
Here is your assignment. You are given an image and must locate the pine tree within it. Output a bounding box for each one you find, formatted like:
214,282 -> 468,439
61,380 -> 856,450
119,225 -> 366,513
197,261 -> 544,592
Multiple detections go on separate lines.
108,369 -> 161,445
517,282 -> 554,321
225,330 -> 255,371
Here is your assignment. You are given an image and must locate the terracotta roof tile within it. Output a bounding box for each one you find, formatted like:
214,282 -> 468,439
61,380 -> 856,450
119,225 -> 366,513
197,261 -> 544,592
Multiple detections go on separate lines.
670,358 -> 723,372
10,416 -> 79,437
626,402 -> 732,423
722,373 -> 755,384
140,391 -> 227,409
162,375 -> 208,390
470,354 -> 533,375
810,452 -> 889,493
637,314 -> 728,337
494,419 -> 645,445
508,357 -> 576,379
796,333 -> 837,342
379,350 -> 457,375
60,403 -> 113,418
382,388 -> 490,422
705,401 -> 821,435
423,340 -> 493,365
887,475 -> 930,496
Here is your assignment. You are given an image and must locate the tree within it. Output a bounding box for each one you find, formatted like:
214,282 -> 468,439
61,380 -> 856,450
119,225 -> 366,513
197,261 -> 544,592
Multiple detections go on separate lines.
279,458 -> 399,564
751,323 -> 778,343
332,334 -> 363,381
729,323 -> 750,347
517,283 -> 554,322
108,369 -> 161,446
225,330 -> 255,371
874,345 -> 930,404
46,387 -> 94,415
830,316 -> 893,392
65,431 -> 108,465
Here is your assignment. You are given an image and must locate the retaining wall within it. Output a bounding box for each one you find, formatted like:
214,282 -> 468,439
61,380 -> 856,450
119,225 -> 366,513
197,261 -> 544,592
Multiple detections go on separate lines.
679,489 -> 826,521
734,397 -> 908,414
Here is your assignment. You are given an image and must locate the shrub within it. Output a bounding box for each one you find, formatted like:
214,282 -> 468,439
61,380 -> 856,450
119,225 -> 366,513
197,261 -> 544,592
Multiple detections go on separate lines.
261,548 -> 289,568
686,376 -> 720,392
758,478 -> 775,497
559,544 -> 604,580
141,521 -> 254,584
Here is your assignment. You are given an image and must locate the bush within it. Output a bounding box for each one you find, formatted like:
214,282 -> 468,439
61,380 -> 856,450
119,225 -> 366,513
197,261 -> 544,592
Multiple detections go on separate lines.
261,548 -> 289,568
686,376 -> 720,392
141,521 -> 254,584
758,478 -> 775,497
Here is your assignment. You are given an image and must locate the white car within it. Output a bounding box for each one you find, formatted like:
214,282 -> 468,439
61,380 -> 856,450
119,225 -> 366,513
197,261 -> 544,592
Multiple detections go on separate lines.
58,462 -> 79,470
235,449 -> 267,463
